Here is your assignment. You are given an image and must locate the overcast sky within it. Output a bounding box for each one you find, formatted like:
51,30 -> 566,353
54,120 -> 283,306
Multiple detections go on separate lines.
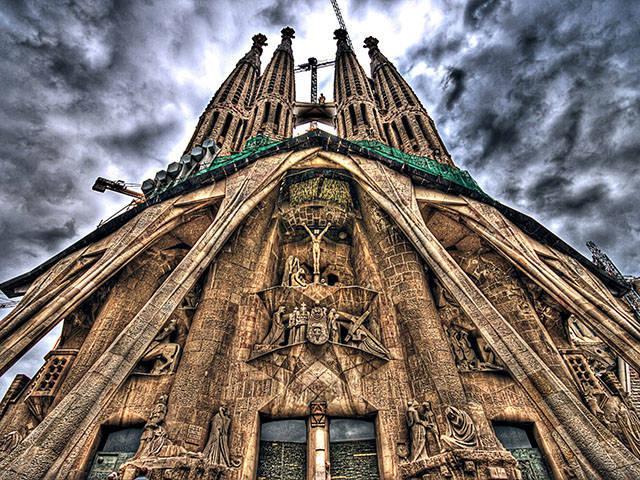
0,0 -> 638,395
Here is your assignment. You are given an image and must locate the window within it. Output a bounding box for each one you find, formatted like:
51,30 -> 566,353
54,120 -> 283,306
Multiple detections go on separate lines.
87,426 -> 143,480
493,422 -> 553,480
261,102 -> 271,126
330,418 -> 379,479
257,419 -> 307,480
274,104 -> 283,132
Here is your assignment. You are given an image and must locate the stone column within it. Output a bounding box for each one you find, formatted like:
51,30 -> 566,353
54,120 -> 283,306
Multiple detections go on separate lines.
455,251 -> 577,390
55,249 -> 183,400
165,200 -> 276,452
359,194 -> 467,408
308,402 -> 328,480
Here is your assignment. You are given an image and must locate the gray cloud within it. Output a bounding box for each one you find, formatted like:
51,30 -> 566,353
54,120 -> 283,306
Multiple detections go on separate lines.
401,0 -> 640,274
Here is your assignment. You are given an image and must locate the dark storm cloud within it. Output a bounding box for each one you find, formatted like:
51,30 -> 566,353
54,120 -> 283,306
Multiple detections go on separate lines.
401,0 -> 640,274
258,0 -> 298,27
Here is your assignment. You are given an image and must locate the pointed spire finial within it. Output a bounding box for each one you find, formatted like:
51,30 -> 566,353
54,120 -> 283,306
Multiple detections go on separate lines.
334,28 -> 351,53
252,33 -> 268,51
240,33 -> 268,69
276,27 -> 295,54
281,26 -> 295,40
363,36 -> 379,53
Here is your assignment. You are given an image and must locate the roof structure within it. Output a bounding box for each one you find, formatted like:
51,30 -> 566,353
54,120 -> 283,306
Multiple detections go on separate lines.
0,129 -> 627,297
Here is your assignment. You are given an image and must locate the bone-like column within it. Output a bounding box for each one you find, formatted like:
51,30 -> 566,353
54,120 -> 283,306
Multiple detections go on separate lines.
165,198 -> 276,450
454,251 -> 577,390
0,153 -> 295,480
359,193 -> 468,407
55,249 -> 182,400
0,198 -> 208,377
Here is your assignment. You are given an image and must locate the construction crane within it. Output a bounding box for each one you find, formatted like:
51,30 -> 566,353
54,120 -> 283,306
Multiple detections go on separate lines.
294,0 -> 353,103
330,0 -> 354,50
294,57 -> 334,103
92,177 -> 144,200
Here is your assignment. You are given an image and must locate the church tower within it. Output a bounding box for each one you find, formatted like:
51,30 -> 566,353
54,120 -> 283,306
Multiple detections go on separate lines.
364,36 -> 453,165
1,21 -> 640,480
333,29 -> 384,140
186,33 -> 267,154
246,27 -> 296,141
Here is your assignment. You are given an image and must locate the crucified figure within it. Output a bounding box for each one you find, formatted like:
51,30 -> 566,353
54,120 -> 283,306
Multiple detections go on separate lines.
302,223 -> 331,282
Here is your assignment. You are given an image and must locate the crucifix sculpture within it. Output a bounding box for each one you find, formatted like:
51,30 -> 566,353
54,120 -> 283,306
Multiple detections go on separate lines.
303,222 -> 331,283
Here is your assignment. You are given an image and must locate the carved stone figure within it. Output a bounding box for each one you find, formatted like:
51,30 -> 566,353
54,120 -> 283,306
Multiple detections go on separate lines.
601,395 -> 640,456
303,223 -> 331,281
0,428 -> 27,455
341,311 -> 389,358
203,407 -> 239,467
283,255 -> 307,287
135,395 -> 169,459
448,326 -> 478,370
582,383 -> 604,416
261,306 -> 286,345
440,406 -> 478,450
328,308 -> 340,342
568,316 -> 600,345
289,304 -> 309,344
422,401 -> 442,456
148,394 -> 168,427
406,400 -> 428,462
139,317 -> 186,375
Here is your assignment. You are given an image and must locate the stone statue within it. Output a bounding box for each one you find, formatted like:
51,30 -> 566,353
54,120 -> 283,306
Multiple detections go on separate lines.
139,317 -> 185,375
203,407 -> 239,467
136,395 -> 168,459
289,304 -> 309,344
406,400 -> 428,462
261,306 -> 286,345
568,316 -> 599,344
328,308 -> 340,342
344,313 -> 389,358
148,394 -> 168,427
601,395 -> 640,456
134,394 -> 197,460
583,383 -> 604,416
440,406 -> 478,449
422,401 -> 442,455
448,326 -> 478,370
302,223 -> 331,281
283,255 -> 307,287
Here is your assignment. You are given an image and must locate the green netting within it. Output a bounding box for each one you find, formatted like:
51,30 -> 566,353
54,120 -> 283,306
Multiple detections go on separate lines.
155,133 -> 484,198
194,134 -> 284,177
352,140 -> 484,194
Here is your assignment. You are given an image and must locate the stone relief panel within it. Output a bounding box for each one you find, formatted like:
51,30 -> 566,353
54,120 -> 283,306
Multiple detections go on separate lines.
121,395 -> 239,479
433,279 -> 504,373
134,285 -> 200,376
252,284 -> 389,361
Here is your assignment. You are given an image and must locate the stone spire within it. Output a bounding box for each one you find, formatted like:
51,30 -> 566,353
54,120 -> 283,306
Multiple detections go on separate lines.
333,29 -> 384,141
185,33 -> 267,154
364,36 -> 454,166
245,27 -> 296,142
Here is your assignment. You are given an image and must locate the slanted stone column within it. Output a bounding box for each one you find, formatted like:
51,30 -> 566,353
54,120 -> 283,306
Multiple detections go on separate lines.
165,200 -> 276,452
455,251 -> 577,390
359,194 -> 467,407
56,249 -> 183,400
